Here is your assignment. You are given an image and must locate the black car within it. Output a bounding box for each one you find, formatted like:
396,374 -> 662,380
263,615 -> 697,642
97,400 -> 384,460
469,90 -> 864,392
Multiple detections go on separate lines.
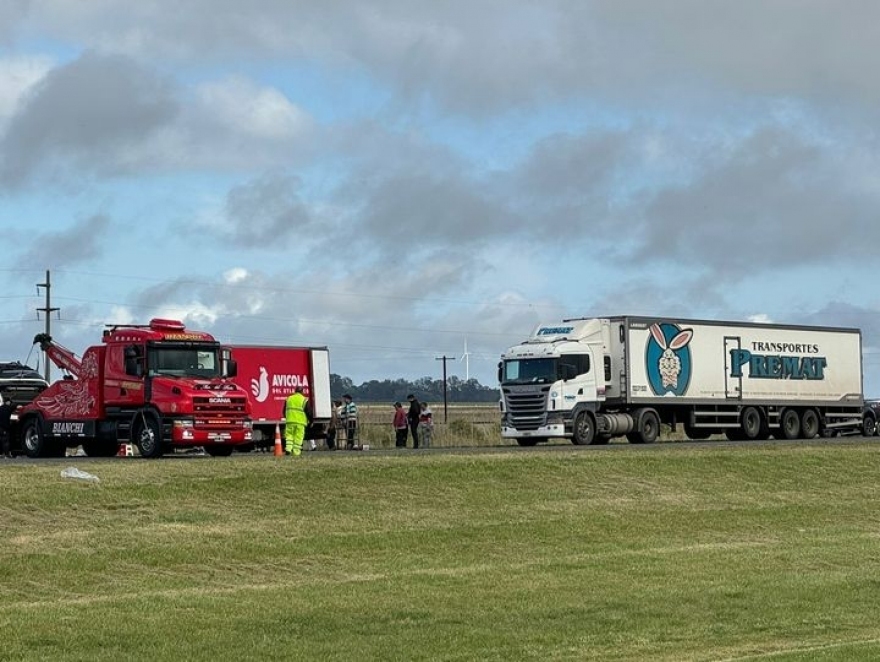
863,399 -> 880,436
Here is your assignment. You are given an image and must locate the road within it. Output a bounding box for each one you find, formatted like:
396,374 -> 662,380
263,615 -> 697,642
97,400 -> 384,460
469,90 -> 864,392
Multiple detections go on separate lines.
6,434 -> 879,464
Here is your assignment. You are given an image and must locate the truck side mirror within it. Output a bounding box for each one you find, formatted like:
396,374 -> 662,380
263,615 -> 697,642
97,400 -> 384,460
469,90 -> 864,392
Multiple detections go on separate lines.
497,362 -> 502,383
226,359 -> 238,378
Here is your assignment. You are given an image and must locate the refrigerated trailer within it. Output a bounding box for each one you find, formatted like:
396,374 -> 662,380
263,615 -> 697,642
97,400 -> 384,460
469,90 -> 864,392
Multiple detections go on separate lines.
228,345 -> 332,448
499,316 -> 865,445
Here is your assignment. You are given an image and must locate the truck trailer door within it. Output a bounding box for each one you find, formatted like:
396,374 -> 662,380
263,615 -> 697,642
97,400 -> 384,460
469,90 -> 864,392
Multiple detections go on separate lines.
724,336 -> 742,400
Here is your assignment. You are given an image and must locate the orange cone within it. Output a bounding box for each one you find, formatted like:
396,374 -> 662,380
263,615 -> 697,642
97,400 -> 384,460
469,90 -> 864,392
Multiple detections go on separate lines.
274,424 -> 284,457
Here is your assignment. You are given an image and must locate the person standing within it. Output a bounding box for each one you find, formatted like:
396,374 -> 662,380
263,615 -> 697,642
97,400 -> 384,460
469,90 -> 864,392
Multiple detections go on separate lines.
392,402 -> 408,448
325,400 -> 339,450
419,401 -> 434,449
407,394 -> 421,449
342,394 -> 358,449
283,386 -> 309,456
0,398 -> 15,458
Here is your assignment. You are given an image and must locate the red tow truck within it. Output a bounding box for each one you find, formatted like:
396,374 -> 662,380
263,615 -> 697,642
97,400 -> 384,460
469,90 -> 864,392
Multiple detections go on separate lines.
16,318 -> 252,458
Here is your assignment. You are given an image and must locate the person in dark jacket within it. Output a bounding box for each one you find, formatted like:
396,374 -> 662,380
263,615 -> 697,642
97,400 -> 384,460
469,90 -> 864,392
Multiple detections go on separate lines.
406,394 -> 420,449
0,398 -> 15,458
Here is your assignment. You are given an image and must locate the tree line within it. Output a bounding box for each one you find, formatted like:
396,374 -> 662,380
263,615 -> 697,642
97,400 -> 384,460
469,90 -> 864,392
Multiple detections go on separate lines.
329,375 -> 499,403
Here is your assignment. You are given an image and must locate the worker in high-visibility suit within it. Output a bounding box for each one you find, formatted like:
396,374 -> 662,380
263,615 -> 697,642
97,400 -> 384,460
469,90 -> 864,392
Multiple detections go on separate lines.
284,386 -> 310,456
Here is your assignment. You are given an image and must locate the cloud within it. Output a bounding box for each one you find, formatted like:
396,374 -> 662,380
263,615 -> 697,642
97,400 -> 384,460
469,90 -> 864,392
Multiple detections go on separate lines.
0,51 -> 177,186
0,0 -> 29,44
0,55 -> 53,124
196,77 -> 311,141
14,1 -> 880,116
634,127 -> 880,271
0,53 -> 316,187
190,172 -> 317,251
14,213 -> 110,270
162,77 -> 315,171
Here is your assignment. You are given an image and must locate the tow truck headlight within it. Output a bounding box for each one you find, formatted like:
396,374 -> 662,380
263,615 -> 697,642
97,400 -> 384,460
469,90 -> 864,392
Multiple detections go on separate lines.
173,418 -> 195,440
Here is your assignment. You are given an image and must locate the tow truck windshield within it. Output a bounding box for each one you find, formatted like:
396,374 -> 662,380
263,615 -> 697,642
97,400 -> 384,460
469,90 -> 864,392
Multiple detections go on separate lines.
147,344 -> 221,379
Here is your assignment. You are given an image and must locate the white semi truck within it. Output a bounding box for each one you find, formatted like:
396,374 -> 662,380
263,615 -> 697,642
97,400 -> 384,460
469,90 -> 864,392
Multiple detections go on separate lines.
499,316 -> 865,445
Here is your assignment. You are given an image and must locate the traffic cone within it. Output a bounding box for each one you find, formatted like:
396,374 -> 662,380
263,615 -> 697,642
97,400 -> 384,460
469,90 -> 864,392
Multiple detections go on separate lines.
273,424 -> 284,457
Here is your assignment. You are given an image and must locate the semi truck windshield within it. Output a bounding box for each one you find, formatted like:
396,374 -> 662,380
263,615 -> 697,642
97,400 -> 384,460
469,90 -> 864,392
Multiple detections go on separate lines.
502,358 -> 557,384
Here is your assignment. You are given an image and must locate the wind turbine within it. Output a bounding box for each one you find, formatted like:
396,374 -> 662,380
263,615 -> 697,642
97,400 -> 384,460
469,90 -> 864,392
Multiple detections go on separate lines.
460,336 -> 471,381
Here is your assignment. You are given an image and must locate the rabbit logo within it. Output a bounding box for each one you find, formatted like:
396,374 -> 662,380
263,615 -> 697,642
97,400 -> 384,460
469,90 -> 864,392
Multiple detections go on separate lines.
250,366 -> 270,403
646,323 -> 694,396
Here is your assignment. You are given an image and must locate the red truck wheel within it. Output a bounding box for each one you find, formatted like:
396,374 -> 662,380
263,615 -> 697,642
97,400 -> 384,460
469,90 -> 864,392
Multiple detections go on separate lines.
133,414 -> 163,458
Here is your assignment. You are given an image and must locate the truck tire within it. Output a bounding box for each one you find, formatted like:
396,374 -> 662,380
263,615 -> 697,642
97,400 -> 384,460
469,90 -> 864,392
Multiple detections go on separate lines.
780,409 -> 801,440
133,413 -> 164,458
627,409 -> 659,444
801,409 -> 819,439
22,418 -> 48,458
740,407 -> 762,440
572,412 -> 596,445
862,414 -> 876,437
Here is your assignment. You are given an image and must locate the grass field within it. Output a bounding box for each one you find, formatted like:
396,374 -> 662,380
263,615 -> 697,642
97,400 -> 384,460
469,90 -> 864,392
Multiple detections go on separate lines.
3,442 -> 880,661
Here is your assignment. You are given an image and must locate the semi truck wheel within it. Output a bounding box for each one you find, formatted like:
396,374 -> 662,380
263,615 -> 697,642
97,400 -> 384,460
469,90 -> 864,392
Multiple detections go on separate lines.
801,409 -> 820,439
627,409 -> 659,444
572,412 -> 595,445
133,414 -> 164,458
780,409 -> 801,440
740,407 -> 762,440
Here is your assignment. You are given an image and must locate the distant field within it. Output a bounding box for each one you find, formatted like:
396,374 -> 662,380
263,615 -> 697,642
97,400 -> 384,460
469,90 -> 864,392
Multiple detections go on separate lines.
4,443 -> 880,660
349,402 -> 503,447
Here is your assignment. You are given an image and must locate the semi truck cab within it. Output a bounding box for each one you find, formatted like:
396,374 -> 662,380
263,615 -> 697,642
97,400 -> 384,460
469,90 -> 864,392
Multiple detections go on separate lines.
499,319 -> 608,445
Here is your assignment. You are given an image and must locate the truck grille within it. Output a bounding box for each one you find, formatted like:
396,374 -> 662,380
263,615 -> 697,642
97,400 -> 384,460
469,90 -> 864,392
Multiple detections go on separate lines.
193,396 -> 249,427
504,387 -> 549,431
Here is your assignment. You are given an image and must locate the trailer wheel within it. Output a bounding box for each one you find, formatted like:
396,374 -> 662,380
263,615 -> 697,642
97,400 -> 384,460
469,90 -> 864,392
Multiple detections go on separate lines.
740,407 -> 762,440
780,409 -> 801,440
133,413 -> 164,458
801,409 -> 820,439
628,409 -> 659,444
572,412 -> 595,445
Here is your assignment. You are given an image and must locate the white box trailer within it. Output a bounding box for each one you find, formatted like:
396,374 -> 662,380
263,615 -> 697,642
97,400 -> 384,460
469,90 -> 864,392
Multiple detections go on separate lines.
499,316 -> 865,445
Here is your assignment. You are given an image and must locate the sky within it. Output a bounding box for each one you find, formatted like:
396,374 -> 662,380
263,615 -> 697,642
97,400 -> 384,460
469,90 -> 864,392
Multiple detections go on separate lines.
2,1 -> 880,393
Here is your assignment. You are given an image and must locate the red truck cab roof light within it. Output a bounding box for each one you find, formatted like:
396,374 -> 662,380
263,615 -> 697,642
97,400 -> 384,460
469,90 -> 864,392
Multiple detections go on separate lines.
149,318 -> 186,331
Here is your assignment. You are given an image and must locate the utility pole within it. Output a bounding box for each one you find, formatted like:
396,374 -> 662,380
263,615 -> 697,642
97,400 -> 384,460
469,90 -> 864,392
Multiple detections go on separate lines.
435,355 -> 455,423
36,269 -> 60,382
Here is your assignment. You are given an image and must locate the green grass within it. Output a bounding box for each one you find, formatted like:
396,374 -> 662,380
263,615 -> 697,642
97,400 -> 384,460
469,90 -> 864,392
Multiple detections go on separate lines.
3,443 -> 880,660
